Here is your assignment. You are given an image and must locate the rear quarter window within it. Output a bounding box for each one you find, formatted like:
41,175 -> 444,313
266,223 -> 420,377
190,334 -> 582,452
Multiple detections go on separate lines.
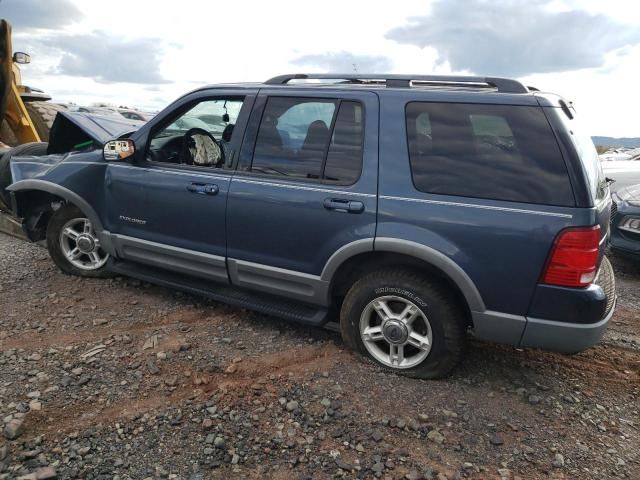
405,102 -> 575,206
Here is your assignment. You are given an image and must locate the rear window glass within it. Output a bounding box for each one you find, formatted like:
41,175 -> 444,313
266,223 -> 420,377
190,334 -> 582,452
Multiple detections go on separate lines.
555,109 -> 606,201
406,102 -> 575,206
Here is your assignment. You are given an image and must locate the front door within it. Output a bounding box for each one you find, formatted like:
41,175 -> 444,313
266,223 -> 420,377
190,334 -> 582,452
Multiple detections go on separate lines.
226,90 -> 379,304
105,91 -> 255,283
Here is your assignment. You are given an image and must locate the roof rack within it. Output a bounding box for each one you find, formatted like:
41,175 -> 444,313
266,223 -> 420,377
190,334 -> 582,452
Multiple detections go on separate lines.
264,73 -> 529,94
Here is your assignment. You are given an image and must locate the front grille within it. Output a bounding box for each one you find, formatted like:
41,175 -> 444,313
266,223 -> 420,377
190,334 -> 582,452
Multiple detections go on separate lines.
595,256 -> 616,315
610,200 -> 618,227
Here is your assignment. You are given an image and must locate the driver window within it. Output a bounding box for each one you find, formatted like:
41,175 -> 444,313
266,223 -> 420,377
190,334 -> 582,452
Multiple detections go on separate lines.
147,97 -> 244,168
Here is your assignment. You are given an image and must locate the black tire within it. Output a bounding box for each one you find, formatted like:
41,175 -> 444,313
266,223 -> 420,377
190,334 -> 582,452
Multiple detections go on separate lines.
0,119 -> 18,147
340,269 -> 466,379
24,102 -> 65,142
46,204 -> 112,278
0,142 -> 48,211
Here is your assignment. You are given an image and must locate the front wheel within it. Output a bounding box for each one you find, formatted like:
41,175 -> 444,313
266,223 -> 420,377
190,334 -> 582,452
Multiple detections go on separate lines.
340,269 -> 466,379
46,205 -> 111,277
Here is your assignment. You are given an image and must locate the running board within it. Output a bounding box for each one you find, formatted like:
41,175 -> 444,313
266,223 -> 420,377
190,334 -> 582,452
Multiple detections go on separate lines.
110,260 -> 329,327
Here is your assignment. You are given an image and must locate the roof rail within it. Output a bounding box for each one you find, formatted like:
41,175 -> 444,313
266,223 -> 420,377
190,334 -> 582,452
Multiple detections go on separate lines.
264,73 -> 529,94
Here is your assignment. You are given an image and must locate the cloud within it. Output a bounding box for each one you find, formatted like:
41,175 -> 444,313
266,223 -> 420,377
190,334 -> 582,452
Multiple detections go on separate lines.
49,32 -> 169,84
292,51 -> 392,73
0,0 -> 82,30
386,0 -> 640,76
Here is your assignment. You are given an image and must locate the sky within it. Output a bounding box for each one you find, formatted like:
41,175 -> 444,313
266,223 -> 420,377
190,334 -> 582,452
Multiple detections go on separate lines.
2,0 -> 640,137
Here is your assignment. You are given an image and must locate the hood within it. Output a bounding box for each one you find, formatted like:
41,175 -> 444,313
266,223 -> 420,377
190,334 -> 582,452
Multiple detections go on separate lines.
48,111 -> 143,154
615,184 -> 640,206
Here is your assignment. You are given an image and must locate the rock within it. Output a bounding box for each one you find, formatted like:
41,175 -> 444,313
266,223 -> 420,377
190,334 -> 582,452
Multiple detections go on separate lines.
202,418 -> 213,429
26,391 -> 40,399
406,471 -> 423,480
214,437 -> 225,449
427,430 -> 444,444
355,443 -> 365,452
552,453 -> 565,468
286,400 -> 299,412
528,395 -> 542,405
371,463 -> 384,473
372,431 -> 383,442
396,418 -> 406,429
231,453 -> 239,464
4,418 -> 24,440
29,400 -> 42,411
225,364 -> 237,374
92,318 -> 109,326
0,443 -> 6,460
441,409 -> 457,418
418,413 -> 429,422
146,359 -> 160,375
335,458 -> 353,471
35,466 -> 57,479
76,446 -> 91,456
489,433 -> 504,446
320,398 -> 331,408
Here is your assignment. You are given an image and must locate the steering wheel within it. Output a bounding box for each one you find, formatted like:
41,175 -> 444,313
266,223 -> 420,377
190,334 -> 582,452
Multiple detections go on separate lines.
181,128 -> 224,167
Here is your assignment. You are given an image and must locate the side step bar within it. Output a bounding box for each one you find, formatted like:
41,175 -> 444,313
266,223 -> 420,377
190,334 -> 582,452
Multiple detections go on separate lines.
110,260 -> 329,327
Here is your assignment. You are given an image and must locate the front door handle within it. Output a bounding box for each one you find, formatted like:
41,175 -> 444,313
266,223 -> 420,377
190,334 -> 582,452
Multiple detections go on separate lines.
187,183 -> 219,196
323,198 -> 365,214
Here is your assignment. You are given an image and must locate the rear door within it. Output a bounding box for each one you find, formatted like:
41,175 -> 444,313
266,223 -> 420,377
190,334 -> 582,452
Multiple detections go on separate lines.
225,89 -> 378,305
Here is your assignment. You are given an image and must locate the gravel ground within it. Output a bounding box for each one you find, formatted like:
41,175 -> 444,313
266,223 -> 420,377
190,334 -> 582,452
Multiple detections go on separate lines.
0,232 -> 638,480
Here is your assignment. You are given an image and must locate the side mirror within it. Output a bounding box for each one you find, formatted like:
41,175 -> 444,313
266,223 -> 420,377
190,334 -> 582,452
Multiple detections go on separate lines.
12,52 -> 31,64
103,139 -> 135,161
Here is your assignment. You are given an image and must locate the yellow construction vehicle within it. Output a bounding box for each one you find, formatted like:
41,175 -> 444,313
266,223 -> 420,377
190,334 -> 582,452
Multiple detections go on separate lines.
0,19 -> 64,149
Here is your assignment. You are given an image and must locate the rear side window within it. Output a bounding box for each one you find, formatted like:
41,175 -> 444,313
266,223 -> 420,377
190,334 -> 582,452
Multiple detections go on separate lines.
252,97 -> 363,184
406,102 -> 574,206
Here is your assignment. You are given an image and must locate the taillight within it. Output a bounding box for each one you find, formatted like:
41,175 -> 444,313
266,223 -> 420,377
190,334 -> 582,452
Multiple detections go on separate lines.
542,225 -> 601,288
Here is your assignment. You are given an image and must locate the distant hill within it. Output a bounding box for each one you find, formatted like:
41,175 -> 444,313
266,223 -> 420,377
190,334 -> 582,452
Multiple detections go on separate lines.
592,136 -> 640,148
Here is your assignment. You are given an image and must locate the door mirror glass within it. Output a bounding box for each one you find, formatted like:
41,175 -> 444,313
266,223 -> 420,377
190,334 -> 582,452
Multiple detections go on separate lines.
104,139 -> 135,161
12,52 -> 31,64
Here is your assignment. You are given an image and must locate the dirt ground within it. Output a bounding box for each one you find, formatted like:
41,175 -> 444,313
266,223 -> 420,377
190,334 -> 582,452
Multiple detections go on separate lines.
0,232 -> 638,480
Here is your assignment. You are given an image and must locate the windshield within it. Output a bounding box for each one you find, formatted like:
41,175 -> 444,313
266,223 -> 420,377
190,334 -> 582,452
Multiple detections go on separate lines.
556,108 -> 606,201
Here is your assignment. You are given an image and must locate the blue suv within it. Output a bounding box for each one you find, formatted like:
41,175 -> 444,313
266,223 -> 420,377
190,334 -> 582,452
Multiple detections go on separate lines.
0,74 -> 616,378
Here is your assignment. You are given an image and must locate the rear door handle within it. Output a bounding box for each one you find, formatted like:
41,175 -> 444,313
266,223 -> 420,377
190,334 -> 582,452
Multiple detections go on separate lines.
187,183 -> 219,196
323,198 -> 364,213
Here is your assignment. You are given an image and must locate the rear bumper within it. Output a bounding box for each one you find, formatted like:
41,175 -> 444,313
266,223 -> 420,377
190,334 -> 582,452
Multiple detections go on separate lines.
473,256 -> 615,353
519,300 -> 614,353
520,255 -> 616,353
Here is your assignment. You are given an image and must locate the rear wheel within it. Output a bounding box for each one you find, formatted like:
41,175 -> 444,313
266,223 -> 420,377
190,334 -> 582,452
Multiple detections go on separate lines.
24,102 -> 65,142
46,205 -> 111,277
340,269 -> 466,379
